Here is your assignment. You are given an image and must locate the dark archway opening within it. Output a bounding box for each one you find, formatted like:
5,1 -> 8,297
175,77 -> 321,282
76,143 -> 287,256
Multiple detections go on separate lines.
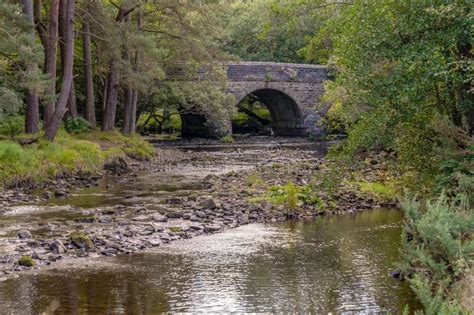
179,89 -> 305,139
234,89 -> 305,136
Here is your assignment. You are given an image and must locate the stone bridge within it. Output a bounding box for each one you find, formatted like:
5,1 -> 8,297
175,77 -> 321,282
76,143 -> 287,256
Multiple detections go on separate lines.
181,61 -> 329,138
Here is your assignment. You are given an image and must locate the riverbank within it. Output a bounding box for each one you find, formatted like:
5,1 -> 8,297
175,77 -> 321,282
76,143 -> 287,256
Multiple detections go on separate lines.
0,143 -> 397,280
0,130 -> 154,196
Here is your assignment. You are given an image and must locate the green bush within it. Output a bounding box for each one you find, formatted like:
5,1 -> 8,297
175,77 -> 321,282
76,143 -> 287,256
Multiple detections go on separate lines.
122,135 -> 155,160
269,182 -> 322,209
220,135 -> 234,143
65,117 -> 91,134
400,194 -> 474,314
0,116 -> 24,138
435,146 -> 474,207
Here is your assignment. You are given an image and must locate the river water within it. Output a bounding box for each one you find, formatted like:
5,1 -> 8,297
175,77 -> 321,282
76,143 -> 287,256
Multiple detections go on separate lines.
0,143 -> 420,313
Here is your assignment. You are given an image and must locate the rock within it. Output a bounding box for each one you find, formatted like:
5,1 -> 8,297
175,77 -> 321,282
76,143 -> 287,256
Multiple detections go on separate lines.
54,190 -> 68,197
69,232 -> 94,250
238,213 -> 249,224
166,197 -> 182,205
189,224 -> 203,231
166,212 -> 183,219
148,239 -> 161,247
390,269 -> 403,280
195,211 -> 206,218
18,255 -> 35,267
31,251 -> 42,260
42,192 -> 51,200
199,198 -> 216,209
205,224 -> 222,233
132,215 -> 149,221
50,240 -> 67,254
105,241 -> 121,249
17,230 -> 32,239
190,215 -> 200,222
140,226 -> 156,235
152,214 -> 168,222
101,248 -> 117,256
248,204 -> 260,212
75,248 -> 88,257
249,212 -> 259,220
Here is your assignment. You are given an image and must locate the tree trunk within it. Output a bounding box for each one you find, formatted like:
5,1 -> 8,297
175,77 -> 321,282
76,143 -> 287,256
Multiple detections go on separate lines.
33,0 -> 47,59
102,6 -> 128,131
122,14 -> 133,135
82,20 -> 96,128
21,0 -> 40,134
123,8 -> 142,135
45,0 -> 74,140
44,0 -> 59,125
102,59 -> 119,131
59,0 -> 77,118
130,88 -> 138,134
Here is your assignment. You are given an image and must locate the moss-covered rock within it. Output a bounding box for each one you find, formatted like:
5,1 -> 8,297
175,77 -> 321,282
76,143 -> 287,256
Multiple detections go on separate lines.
169,226 -> 181,233
69,232 -> 94,250
18,255 -> 35,267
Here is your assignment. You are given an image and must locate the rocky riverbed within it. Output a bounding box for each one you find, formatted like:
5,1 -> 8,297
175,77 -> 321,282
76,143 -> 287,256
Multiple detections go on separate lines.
0,141 -> 395,280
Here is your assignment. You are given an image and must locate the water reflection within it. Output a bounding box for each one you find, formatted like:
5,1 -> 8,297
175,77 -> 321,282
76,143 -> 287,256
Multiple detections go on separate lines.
0,209 -> 420,313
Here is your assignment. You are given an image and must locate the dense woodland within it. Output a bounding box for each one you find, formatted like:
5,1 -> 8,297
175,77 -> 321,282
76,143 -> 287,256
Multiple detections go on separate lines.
0,0 -> 473,312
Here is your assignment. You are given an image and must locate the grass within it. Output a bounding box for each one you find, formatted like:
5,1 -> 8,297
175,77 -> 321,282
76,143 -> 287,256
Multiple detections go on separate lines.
220,135 -> 234,143
355,181 -> 398,201
0,129 -> 155,189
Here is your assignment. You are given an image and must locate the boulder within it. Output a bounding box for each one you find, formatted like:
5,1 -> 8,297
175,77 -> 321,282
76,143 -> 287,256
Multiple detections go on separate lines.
50,240 -> 67,254
199,198 -> 216,209
17,230 -> 32,239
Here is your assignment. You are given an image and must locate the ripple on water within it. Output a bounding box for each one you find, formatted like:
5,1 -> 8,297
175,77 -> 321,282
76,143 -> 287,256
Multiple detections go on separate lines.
0,207 -> 420,313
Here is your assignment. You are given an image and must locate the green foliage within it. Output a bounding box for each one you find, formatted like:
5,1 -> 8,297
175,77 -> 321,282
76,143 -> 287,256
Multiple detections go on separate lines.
269,182 -> 322,209
78,130 -> 155,161
357,181 -> 397,201
435,146 -> 474,207
0,130 -> 154,188
0,141 -> 39,184
0,115 -> 24,138
245,174 -> 264,187
122,135 -> 155,161
18,255 -> 35,267
169,226 -> 181,233
65,117 -> 91,134
218,0 -> 316,63
220,135 -> 234,143
400,194 -> 474,314
321,1 -> 473,191
69,231 -> 94,250
0,2 -> 47,119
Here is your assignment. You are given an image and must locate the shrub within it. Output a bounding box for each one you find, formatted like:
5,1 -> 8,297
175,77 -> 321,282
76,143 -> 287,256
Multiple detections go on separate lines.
0,116 -> 24,138
65,117 -> 91,134
122,135 -> 155,160
269,182 -> 322,209
0,141 -> 39,184
400,194 -> 474,314
220,135 -> 234,143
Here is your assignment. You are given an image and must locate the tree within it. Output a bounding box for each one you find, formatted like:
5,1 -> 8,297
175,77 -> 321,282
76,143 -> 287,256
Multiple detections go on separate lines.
21,0 -> 40,133
44,0 -> 59,125
59,0 -> 77,118
45,0 -> 74,140
82,16 -> 95,128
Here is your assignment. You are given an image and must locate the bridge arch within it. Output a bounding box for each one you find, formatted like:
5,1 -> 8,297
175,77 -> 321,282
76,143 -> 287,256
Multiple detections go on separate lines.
235,88 -> 305,136
179,61 -> 329,138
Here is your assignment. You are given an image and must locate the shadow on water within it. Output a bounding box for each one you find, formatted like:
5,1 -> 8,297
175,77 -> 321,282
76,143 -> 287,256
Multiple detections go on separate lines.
0,209 -> 421,313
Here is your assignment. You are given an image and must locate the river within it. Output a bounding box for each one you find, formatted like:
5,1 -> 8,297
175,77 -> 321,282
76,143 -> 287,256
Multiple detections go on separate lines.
0,142 -> 420,313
